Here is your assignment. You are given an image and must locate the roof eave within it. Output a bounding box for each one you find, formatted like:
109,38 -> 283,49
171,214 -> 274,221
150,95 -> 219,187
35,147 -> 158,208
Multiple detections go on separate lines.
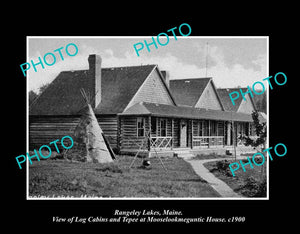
208,79 -> 226,111
155,65 -> 177,106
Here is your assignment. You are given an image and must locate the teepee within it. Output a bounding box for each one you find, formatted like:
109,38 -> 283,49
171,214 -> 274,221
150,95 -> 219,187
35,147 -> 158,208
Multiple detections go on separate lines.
72,88 -> 114,163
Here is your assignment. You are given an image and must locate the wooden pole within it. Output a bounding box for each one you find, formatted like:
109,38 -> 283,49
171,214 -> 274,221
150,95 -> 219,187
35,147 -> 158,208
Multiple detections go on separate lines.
191,120 -> 194,149
231,112 -> 236,161
208,120 -> 210,148
205,42 -> 209,77
233,121 -> 237,161
171,118 -> 174,150
148,116 -> 151,152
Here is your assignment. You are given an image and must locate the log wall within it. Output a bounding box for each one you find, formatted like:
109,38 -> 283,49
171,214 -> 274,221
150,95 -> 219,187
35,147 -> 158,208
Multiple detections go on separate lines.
119,116 -> 181,152
29,115 -> 118,151
119,116 -> 150,152
29,116 -> 79,150
96,115 -> 118,149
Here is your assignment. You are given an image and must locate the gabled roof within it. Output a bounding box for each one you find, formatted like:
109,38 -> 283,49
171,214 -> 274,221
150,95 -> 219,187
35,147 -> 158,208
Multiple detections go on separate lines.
120,102 -> 265,122
94,65 -> 159,114
169,78 -> 212,107
29,70 -> 92,116
30,65 -> 160,115
217,88 -> 256,112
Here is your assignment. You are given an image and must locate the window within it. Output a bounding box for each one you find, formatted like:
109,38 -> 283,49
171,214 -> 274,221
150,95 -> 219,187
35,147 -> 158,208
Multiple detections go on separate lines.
211,121 -> 217,136
151,117 -> 157,135
203,120 -> 209,136
239,123 -> 244,136
245,122 -> 249,136
197,121 -> 203,136
217,121 -> 224,136
137,117 -> 145,137
160,119 -> 167,136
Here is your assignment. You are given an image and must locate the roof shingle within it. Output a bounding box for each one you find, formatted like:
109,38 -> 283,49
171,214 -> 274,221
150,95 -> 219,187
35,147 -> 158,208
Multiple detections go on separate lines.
29,65 -> 157,115
217,88 -> 255,112
120,102 -> 265,122
169,78 -> 211,106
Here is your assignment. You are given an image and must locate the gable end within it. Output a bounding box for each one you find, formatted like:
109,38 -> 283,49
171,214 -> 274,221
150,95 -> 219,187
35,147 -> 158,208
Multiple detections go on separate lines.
195,79 -> 224,110
124,66 -> 176,111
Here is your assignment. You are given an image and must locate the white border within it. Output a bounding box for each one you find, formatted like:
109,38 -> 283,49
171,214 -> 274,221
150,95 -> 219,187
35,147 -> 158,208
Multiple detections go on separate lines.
26,36 -> 269,201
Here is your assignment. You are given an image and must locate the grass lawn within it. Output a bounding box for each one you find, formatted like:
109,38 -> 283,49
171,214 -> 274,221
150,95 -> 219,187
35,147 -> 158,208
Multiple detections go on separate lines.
29,155 -> 220,198
203,158 -> 267,197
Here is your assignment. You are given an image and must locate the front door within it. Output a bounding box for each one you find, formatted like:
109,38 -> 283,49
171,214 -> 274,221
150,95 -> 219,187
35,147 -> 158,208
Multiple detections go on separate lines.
180,120 -> 187,147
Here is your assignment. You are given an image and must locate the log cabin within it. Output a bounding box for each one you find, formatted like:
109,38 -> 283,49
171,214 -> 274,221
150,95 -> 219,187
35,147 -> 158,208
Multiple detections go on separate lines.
217,88 -> 258,146
29,54 -> 265,157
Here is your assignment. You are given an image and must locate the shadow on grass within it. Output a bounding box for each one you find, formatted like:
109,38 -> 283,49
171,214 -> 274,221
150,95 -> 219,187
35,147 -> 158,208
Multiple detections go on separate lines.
177,178 -> 208,183
29,156 -> 220,198
95,164 -> 123,173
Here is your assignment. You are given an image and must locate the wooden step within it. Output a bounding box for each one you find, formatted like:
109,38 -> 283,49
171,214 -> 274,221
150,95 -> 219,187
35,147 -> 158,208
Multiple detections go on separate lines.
174,151 -> 194,159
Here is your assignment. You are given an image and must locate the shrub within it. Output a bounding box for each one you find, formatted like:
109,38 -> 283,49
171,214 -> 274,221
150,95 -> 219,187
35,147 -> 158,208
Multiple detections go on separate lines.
239,176 -> 267,197
214,160 -> 234,177
252,155 -> 265,164
256,177 -> 267,197
216,160 -> 230,171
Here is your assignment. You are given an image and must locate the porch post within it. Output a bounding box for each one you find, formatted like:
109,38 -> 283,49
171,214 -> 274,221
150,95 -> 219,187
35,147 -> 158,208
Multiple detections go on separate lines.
248,122 -> 251,136
191,119 -> 193,149
223,121 -> 225,147
156,117 -> 158,136
232,120 -> 237,161
148,116 -> 151,152
171,118 -> 174,150
227,121 -> 231,146
208,120 -> 210,148
232,121 -> 236,147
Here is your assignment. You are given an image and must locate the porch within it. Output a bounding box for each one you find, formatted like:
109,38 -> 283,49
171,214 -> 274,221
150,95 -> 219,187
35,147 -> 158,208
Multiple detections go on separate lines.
118,115 -> 254,157
118,102 -> 259,157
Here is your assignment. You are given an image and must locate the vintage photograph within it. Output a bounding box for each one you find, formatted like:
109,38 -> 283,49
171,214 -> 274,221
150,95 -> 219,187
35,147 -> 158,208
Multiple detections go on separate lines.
27,36 -> 268,199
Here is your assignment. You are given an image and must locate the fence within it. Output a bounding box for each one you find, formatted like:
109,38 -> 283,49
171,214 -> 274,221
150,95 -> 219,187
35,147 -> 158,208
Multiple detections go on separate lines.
192,136 -> 224,148
150,136 -> 173,150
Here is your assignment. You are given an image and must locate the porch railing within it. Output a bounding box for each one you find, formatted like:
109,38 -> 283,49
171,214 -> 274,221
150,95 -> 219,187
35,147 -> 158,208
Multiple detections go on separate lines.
150,136 -> 173,150
120,136 -> 173,151
192,136 -> 224,148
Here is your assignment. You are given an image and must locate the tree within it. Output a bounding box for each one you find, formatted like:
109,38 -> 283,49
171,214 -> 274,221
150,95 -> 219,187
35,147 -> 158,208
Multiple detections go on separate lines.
29,90 -> 38,106
260,92 -> 267,114
39,83 -> 50,94
239,110 -> 267,178
240,110 -> 266,149
253,92 -> 267,114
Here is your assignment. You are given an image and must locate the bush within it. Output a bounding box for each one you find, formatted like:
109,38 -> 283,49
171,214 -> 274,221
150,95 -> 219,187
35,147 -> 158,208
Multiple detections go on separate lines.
252,155 -> 265,164
256,177 -> 267,197
239,176 -> 266,197
213,160 -> 233,177
216,160 -> 230,171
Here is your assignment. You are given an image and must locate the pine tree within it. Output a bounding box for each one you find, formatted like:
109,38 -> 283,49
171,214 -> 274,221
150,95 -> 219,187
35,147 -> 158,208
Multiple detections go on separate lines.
240,110 -> 267,180
241,110 -> 266,149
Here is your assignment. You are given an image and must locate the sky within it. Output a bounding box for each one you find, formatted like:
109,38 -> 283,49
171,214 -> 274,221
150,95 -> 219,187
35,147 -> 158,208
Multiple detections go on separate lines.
27,37 -> 268,93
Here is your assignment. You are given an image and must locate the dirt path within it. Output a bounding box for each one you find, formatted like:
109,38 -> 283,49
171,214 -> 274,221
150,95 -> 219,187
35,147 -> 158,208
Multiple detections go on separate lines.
185,158 -> 242,198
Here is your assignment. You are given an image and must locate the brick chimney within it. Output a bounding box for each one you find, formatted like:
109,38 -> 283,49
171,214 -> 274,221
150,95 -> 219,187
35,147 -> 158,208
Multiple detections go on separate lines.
161,70 -> 169,88
88,54 -> 102,108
